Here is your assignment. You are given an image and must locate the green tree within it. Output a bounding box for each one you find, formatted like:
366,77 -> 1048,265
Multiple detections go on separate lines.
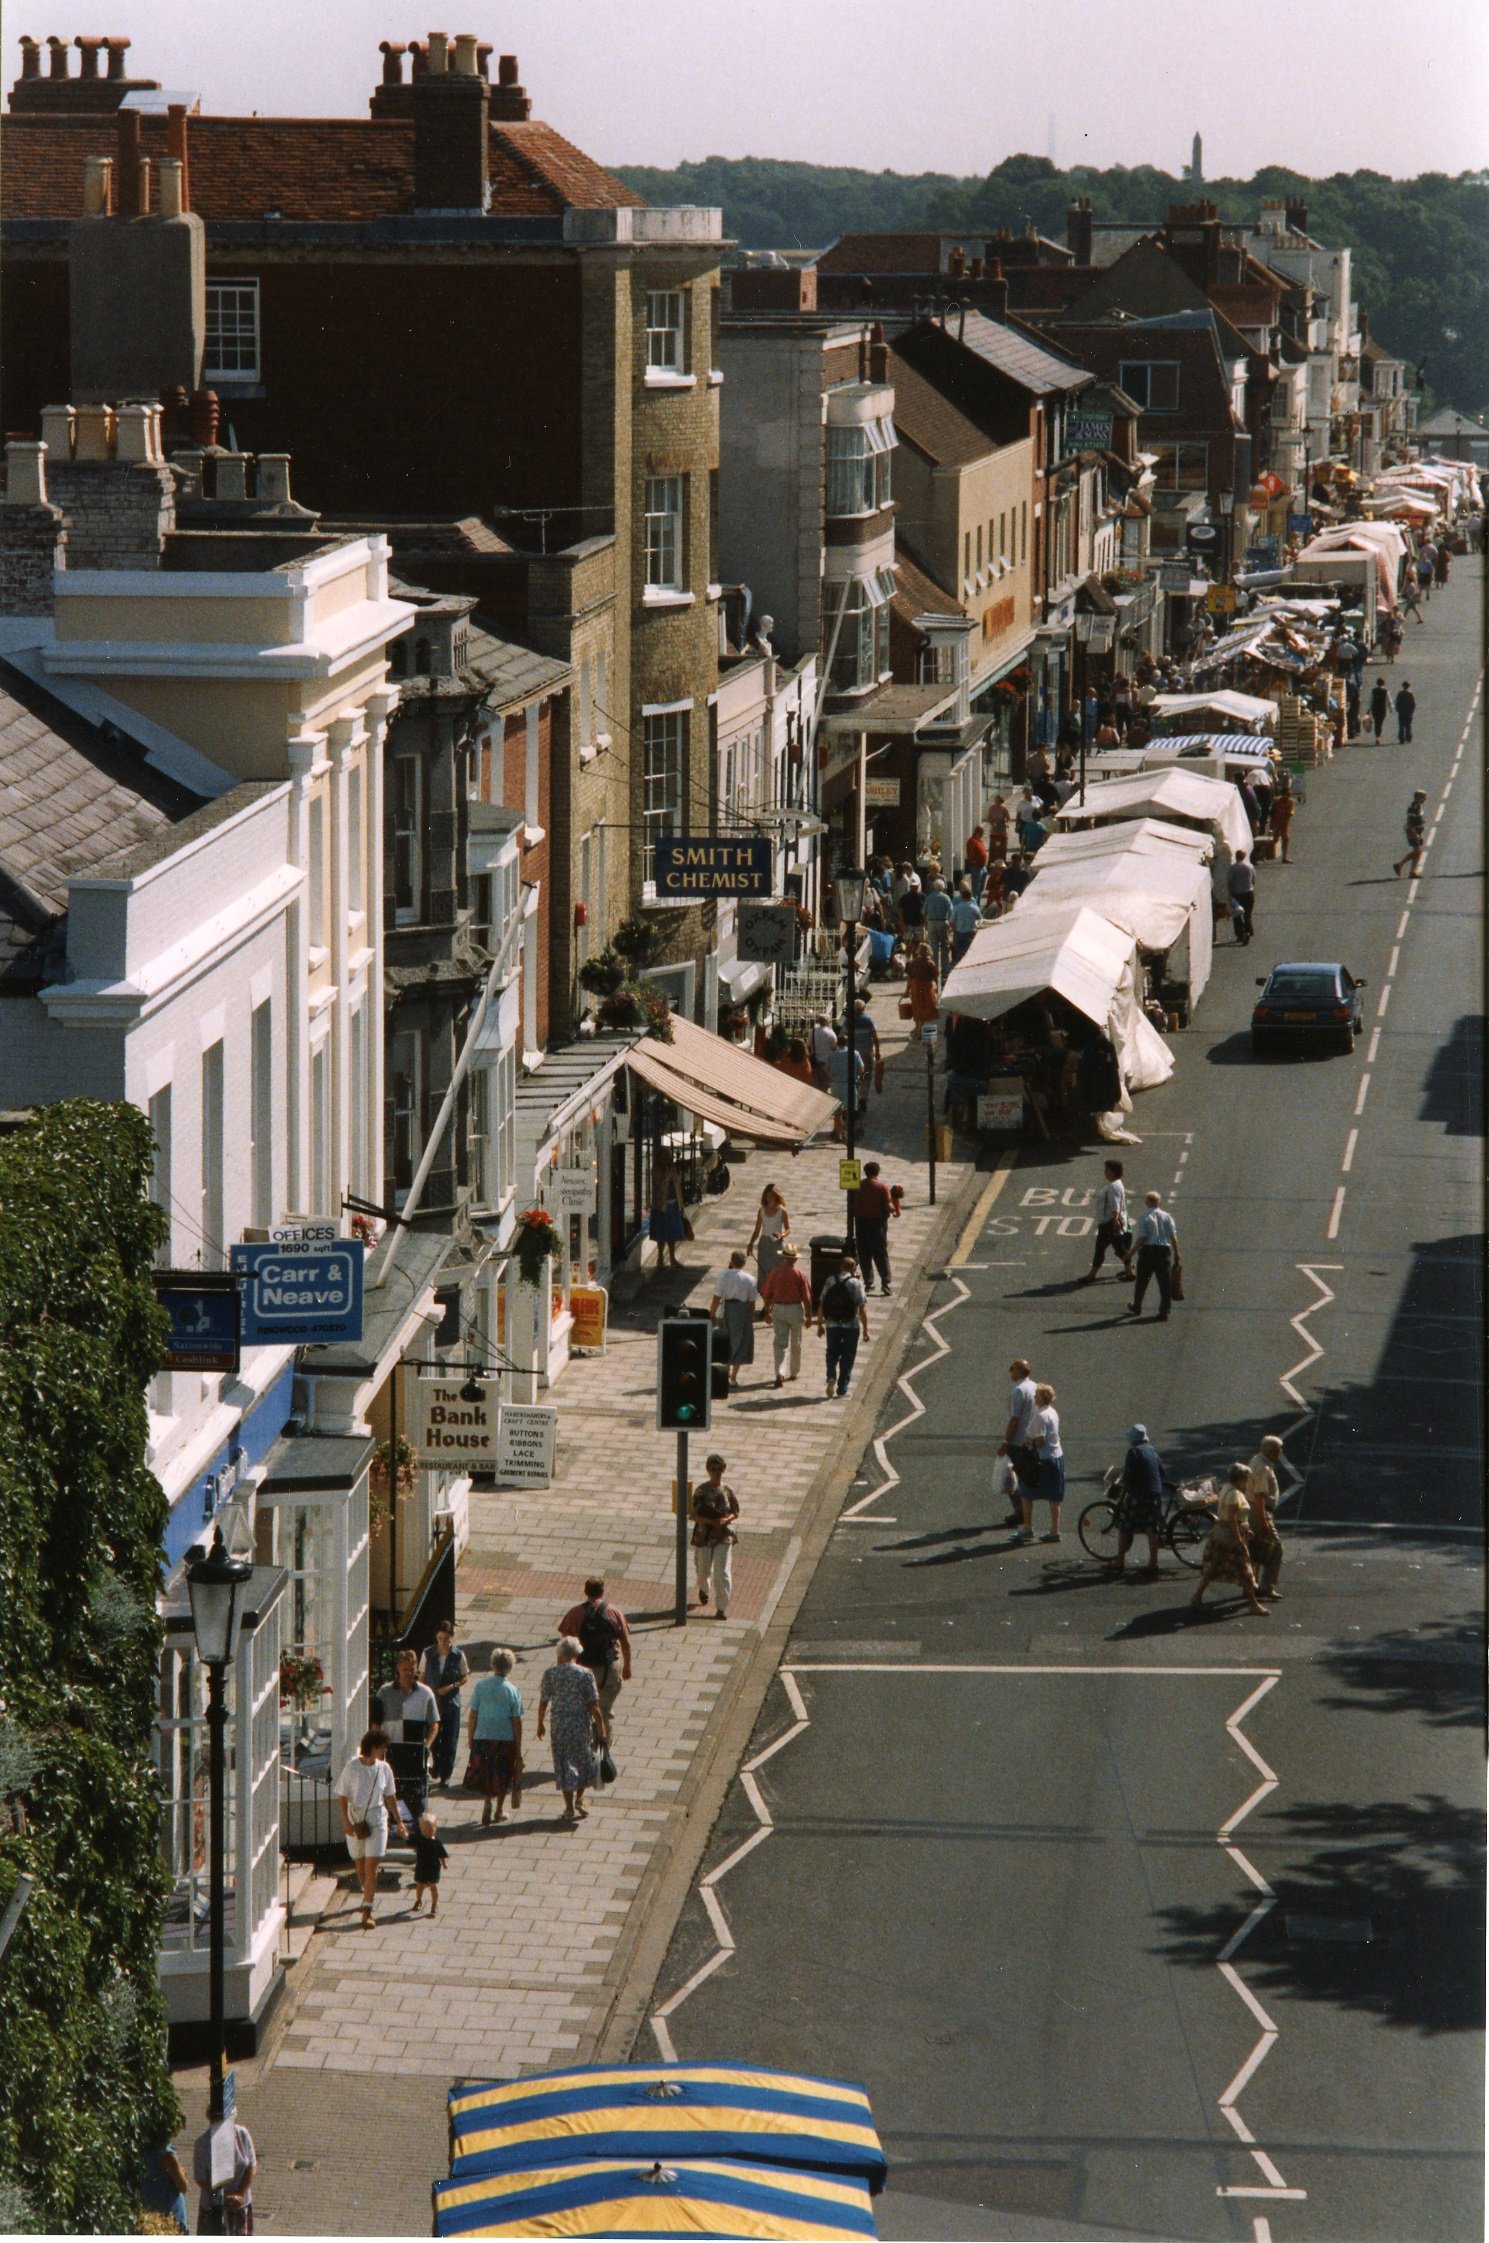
0,1100 -> 177,2233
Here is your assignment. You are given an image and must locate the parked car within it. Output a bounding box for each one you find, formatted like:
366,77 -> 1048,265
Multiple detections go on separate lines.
1252,962 -> 1366,1056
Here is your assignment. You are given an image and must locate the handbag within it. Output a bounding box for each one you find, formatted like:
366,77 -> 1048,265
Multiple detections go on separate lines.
1170,1252 -> 1186,1302
599,1748 -> 618,1786
681,1215 -> 695,1241
350,1760 -> 380,1840
897,996 -> 914,1019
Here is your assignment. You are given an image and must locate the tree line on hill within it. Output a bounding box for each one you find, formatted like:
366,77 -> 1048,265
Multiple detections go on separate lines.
613,153 -> 1488,423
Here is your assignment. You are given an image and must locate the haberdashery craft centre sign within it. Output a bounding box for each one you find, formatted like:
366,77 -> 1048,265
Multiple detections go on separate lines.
230,1239 -> 364,1345
653,836 -> 773,897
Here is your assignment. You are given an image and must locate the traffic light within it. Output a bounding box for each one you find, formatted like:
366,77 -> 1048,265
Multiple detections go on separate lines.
657,1315 -> 712,1431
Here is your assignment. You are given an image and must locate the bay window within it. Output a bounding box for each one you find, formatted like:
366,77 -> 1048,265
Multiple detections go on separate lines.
825,415 -> 895,517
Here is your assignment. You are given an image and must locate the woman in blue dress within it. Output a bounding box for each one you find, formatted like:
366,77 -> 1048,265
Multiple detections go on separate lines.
537,1637 -> 607,1819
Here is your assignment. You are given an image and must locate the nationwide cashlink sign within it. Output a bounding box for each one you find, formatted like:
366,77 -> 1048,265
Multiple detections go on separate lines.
652,835 -> 773,898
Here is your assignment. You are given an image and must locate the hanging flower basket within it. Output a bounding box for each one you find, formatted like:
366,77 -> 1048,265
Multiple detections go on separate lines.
513,1206 -> 558,1286
578,947 -> 628,997
350,1212 -> 380,1250
597,987 -> 646,1029
612,916 -> 658,967
279,1651 -> 328,1711
718,1004 -> 750,1042
370,1433 -> 417,1499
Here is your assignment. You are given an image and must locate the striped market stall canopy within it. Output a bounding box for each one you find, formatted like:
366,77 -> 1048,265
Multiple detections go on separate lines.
433,2153 -> 879,2239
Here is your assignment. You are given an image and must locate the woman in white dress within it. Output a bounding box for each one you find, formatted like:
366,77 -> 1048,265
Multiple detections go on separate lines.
336,1727 -> 409,1928
748,1183 -> 791,1287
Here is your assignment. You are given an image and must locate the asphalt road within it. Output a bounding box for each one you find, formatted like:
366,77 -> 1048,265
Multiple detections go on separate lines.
639,561 -> 1485,2243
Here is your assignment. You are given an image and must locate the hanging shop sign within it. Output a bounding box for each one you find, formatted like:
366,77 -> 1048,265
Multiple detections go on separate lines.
551,1164 -> 598,1216
863,777 -> 902,809
736,902 -> 800,966
652,836 -> 773,898
416,1377 -> 499,1471
496,1404 -> 559,1487
229,1239 -> 364,1346
154,1272 -> 241,1373
1066,409 -> 1114,453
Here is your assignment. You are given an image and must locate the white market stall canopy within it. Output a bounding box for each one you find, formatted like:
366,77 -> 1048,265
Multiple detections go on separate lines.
1149,690 -> 1277,731
1019,845 -> 1213,1004
1052,766 -> 1253,864
942,902 -> 1174,1093
1035,815 -> 1215,872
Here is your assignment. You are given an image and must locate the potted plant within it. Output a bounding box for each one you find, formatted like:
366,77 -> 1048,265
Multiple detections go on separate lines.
578,947 -> 628,997
597,987 -> 646,1031
612,916 -> 657,968
370,1432 -> 417,1500
513,1205 -> 558,1286
279,1651 -> 328,1711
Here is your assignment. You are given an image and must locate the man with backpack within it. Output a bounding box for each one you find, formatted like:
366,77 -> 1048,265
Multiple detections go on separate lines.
557,1576 -> 632,1749
817,1252 -> 870,1400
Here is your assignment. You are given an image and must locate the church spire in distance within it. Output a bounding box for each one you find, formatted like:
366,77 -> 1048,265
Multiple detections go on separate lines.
1190,131 -> 1203,187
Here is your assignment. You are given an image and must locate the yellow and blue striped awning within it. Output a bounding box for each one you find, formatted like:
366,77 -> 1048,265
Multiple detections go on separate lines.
433,2153 -> 878,2239
447,2065 -> 888,2195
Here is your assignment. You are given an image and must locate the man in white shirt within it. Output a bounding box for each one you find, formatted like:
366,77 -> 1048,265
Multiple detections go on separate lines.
996,1357 -> 1039,1525
1128,1192 -> 1179,1321
1080,1159 -> 1135,1284
810,1016 -> 838,1087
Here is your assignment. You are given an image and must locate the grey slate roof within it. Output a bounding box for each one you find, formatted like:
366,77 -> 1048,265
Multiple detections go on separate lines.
1419,408 -> 1488,437
955,311 -> 1092,396
463,615 -> 573,710
0,660 -> 204,982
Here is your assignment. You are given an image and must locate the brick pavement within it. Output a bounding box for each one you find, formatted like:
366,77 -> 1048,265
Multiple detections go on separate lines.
212,991 -> 978,2237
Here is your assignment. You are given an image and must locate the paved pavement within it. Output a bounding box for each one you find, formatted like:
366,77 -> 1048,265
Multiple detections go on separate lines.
194,985 -> 984,2234
642,561 -> 1485,2242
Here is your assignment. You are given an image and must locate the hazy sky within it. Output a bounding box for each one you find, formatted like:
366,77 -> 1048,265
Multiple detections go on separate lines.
7,0 -> 1487,180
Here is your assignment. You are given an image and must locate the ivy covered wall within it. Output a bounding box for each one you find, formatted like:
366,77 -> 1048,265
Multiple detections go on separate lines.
0,1101 -> 178,2233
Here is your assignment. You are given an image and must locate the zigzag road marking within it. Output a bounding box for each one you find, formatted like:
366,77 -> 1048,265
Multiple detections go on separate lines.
839,1276 -> 971,1521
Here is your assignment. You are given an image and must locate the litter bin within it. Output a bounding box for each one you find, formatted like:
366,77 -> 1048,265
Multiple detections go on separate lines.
809,1233 -> 850,1312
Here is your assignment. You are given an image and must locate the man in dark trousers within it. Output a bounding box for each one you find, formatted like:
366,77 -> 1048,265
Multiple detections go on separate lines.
1368,677 -> 1390,741
852,1160 -> 898,1296
1394,790 -> 1428,880
1394,680 -> 1416,743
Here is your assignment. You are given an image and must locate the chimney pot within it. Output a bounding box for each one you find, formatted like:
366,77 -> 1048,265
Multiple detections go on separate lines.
74,404 -> 116,461
136,158 -> 152,216
74,36 -> 103,79
4,440 -> 50,508
498,53 -> 519,84
40,405 -> 77,459
970,256 -> 985,280
166,104 -> 191,209
476,42 -> 492,76
116,110 -> 142,215
409,41 -> 427,78
19,36 -> 41,79
189,389 -> 221,448
82,155 -> 114,217
104,36 -> 130,79
257,453 -> 293,505
114,402 -> 156,464
46,34 -> 70,78
426,30 -> 449,73
378,39 -> 407,85
453,32 -> 479,73
214,453 -> 249,502
948,245 -> 966,278
158,156 -> 184,217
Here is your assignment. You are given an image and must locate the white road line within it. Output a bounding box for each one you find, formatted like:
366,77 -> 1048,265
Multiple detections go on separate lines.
1253,2218 -> 1275,2243
1341,1129 -> 1358,1173
1441,779 -> 1453,799
1354,1073 -> 1370,1116
784,1662 -> 1280,1675
1387,945 -> 1401,978
1395,912 -> 1410,940
1367,1028 -> 1382,1063
1327,1187 -> 1345,1240
1177,1148 -> 1189,1164
952,1151 -> 1018,1266
1375,984 -> 1391,1018
1406,878 -> 1421,905
1432,803 -> 1446,825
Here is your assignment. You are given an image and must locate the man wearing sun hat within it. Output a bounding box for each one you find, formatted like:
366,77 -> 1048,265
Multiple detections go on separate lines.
760,1240 -> 814,1386
1103,1424 -> 1167,1577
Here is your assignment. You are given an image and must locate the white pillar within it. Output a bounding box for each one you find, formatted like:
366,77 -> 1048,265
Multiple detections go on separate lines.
327,714 -> 361,1214
363,688 -> 397,1214
285,725 -> 324,1214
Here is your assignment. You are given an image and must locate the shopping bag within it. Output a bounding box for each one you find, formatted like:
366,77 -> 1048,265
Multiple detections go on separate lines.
1170,1254 -> 1186,1302
897,996 -> 915,1019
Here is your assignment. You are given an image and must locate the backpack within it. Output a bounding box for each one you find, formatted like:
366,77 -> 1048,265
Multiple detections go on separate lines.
821,1275 -> 856,1323
577,1600 -> 620,1672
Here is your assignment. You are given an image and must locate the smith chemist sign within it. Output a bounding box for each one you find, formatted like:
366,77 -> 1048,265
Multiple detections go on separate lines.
652,836 -> 773,897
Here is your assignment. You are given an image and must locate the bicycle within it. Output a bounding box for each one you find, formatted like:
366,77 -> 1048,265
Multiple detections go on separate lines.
1077,1465 -> 1219,1570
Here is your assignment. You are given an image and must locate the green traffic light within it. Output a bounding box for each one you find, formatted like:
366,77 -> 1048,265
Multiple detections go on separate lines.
679,1403 -> 699,1422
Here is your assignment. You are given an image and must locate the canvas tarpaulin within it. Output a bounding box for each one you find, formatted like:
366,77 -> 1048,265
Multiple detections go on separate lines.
1051,766 -> 1252,867
1019,846 -> 1213,1004
941,902 -> 1174,1093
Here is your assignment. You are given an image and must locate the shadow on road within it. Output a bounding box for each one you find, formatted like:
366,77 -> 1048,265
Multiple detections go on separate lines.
1420,1014 -> 1485,1137
1316,1612 -> 1486,1730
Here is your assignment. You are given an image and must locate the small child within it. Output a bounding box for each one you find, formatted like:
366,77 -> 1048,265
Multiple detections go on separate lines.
411,1811 -> 448,1917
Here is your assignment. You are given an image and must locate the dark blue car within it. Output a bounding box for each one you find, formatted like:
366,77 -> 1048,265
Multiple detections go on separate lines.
1252,961 -> 1366,1056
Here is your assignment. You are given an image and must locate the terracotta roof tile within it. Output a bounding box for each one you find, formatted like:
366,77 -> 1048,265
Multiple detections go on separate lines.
893,552 -> 963,621
0,109 -> 643,223
818,232 -> 944,276
888,350 -> 1000,467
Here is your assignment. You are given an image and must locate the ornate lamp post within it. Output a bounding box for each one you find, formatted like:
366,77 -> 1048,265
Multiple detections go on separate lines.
833,866 -> 868,1253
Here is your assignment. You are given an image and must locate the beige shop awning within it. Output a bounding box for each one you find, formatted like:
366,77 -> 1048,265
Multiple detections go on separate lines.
626,1014 -> 838,1147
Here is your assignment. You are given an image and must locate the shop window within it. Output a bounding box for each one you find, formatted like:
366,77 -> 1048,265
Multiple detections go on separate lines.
390,1029 -> 423,1200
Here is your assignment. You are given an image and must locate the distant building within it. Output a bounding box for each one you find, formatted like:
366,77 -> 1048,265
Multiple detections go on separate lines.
1416,407 -> 1488,467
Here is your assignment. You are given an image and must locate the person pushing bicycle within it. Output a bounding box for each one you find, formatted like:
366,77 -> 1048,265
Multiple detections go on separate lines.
1103,1424 -> 1166,1577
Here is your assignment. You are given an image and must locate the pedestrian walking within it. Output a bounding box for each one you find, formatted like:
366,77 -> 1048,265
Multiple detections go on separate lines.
536,1638 -> 606,1821
336,1726 -> 408,1928
1394,789 -> 1427,879
1434,541 -> 1450,588
905,939 -> 939,1027
1398,574 -> 1423,625
558,1576 -> 632,1747
191,2122 -> 256,2236
1227,850 -> 1255,945
1189,1470 -> 1268,1617
1245,1435 -> 1285,1599
986,795 -> 1011,862
691,1452 -> 740,1616
1103,1424 -> 1166,1577
1081,1158 -> 1135,1283
420,1620 -> 469,1790
775,1035 -> 815,1087
853,1159 -> 897,1296
1394,681 -> 1416,743
810,1015 -> 838,1089
829,1036 -> 865,1135
950,880 -> 981,965
923,877 -> 953,978
965,823 -> 989,899
1128,1191 -> 1179,1321
817,1252 -> 869,1399
411,1810 -> 449,1917
1014,1383 -> 1064,1544
1416,547 -> 1435,603
1269,770 -> 1295,864
746,1181 -> 791,1286
996,1357 -> 1040,1526
1002,851 -> 1032,902
375,1648 -> 439,1826
647,1148 -> 687,1272
1075,1030 -> 1124,1126
892,861 -> 923,934
710,1249 -> 762,1388
1344,673 -> 1361,737
1369,678 -> 1390,741
848,999 -> 883,1099
761,1240 -> 813,1385
465,1648 -> 524,1825
1016,787 -> 1045,855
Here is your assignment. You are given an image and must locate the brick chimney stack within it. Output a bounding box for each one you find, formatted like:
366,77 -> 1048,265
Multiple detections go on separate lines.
411,27 -> 489,210
8,32 -> 160,113
987,259 -> 1009,321
0,439 -> 68,617
488,52 -> 531,121
1285,197 -> 1309,238
1067,197 -> 1093,266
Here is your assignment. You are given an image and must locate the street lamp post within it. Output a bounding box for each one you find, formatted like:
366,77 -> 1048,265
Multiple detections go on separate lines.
1073,611 -> 1093,803
833,866 -> 868,1257
1218,486 -> 1236,585
185,1523 -> 253,2232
